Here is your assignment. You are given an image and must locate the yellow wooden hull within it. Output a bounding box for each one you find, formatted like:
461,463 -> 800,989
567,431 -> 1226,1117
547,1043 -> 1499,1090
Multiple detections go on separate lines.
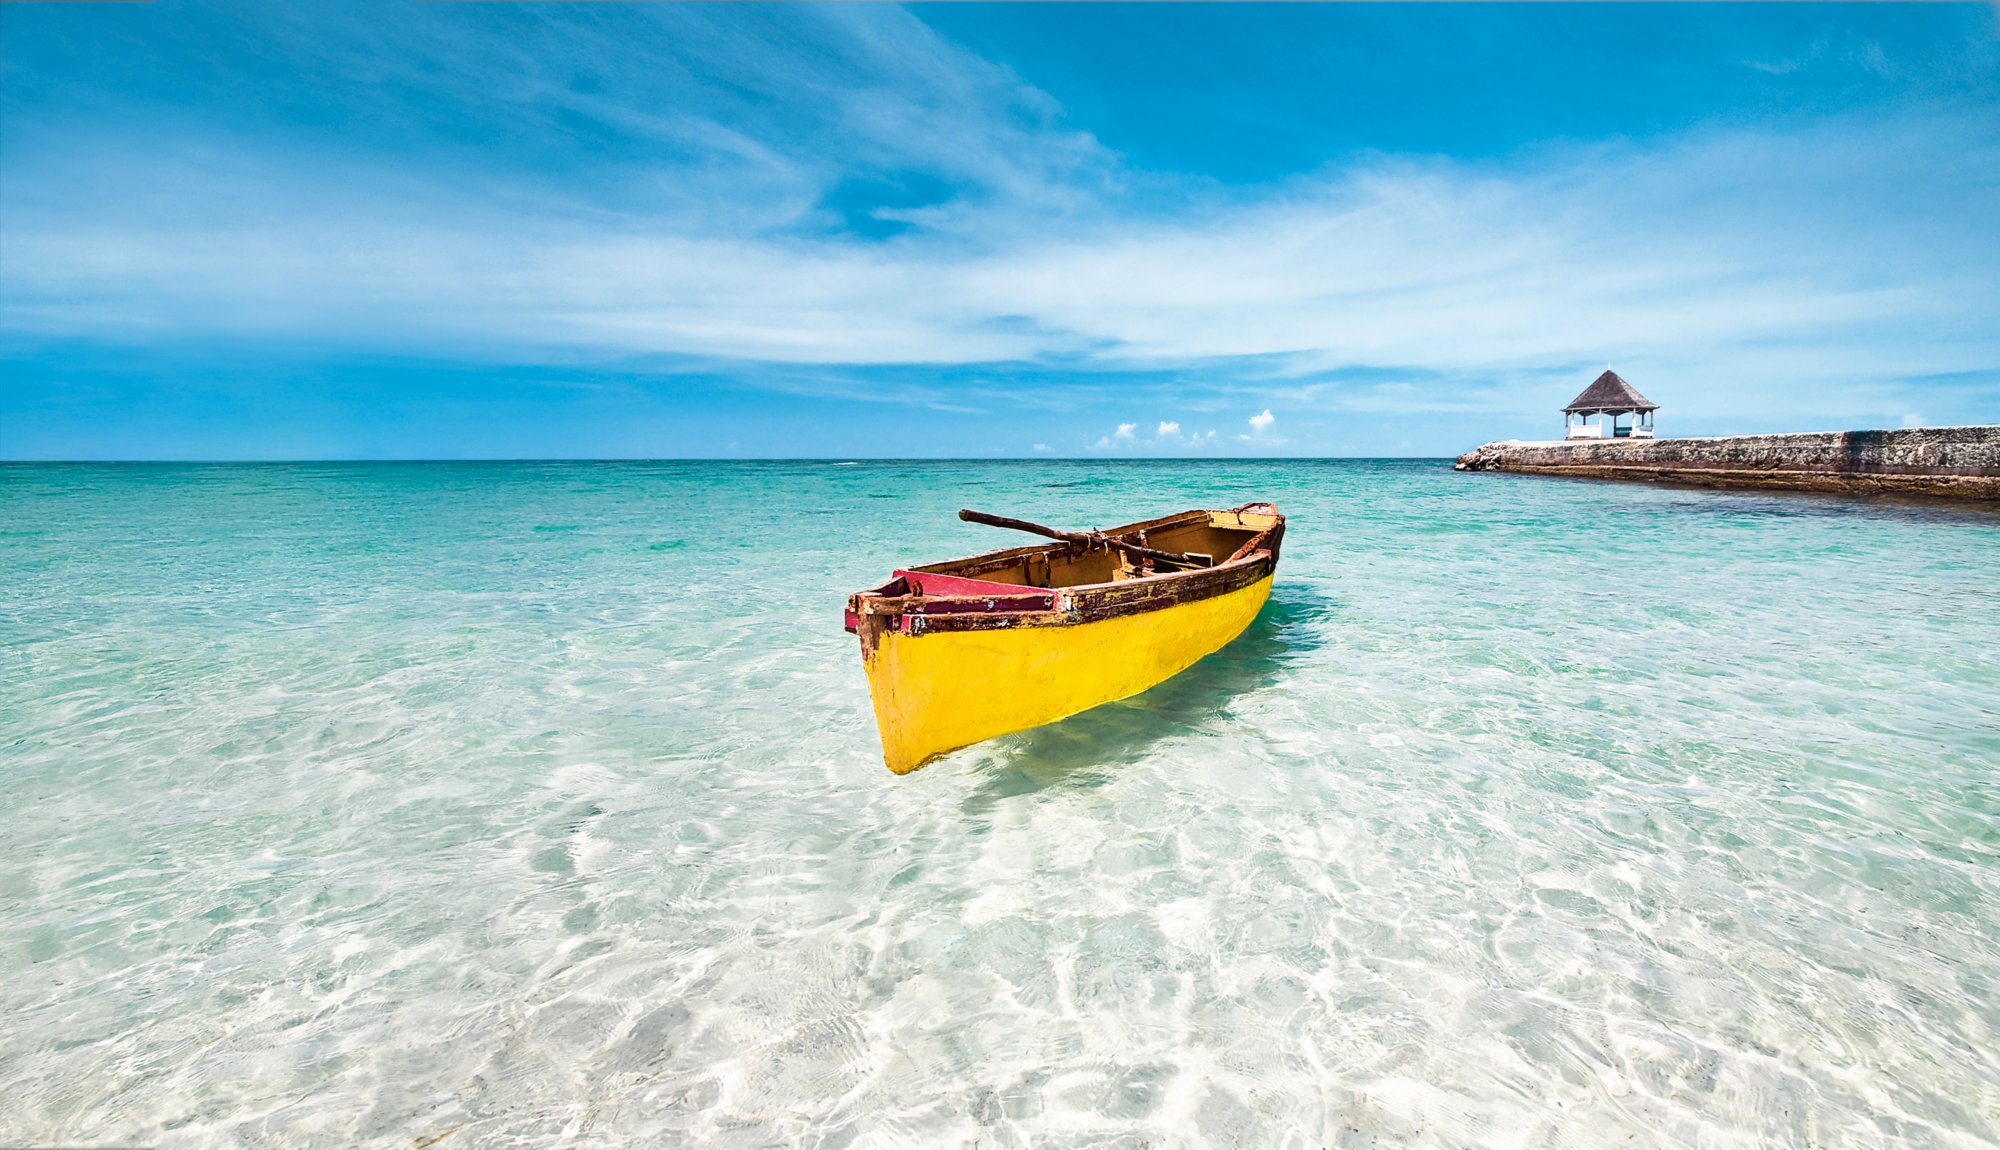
862,573 -> 1273,774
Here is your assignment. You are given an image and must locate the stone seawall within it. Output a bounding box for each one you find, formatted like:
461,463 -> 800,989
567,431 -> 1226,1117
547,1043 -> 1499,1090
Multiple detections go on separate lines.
1454,426 -> 2000,502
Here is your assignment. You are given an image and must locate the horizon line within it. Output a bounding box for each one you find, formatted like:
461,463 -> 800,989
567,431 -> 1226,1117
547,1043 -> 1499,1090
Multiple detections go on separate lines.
0,455 -> 1460,465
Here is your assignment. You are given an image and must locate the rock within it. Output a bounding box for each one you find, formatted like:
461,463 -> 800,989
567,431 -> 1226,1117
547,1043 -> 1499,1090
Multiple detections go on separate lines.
1453,426 -> 2000,501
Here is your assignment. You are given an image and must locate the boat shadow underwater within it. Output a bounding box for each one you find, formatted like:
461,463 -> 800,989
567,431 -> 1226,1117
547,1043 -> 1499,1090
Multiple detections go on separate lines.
957,582 -> 1337,811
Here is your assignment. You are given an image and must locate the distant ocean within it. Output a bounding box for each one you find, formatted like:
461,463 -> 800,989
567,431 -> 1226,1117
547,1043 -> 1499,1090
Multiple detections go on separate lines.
3,461 -> 1996,1148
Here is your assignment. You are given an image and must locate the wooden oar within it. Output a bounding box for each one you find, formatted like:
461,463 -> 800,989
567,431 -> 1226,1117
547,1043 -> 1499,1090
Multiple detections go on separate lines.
958,509 -> 1210,568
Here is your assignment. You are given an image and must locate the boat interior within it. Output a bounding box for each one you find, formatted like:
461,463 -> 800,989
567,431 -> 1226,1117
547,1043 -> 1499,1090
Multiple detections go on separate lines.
903,506 -> 1281,593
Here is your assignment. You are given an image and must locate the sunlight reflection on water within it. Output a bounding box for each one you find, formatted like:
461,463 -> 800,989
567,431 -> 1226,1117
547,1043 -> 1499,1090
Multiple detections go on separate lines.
2,461 -> 1997,1148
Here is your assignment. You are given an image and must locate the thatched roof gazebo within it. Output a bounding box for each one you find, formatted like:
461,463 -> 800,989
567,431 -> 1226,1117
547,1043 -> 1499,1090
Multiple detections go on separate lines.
1564,369 -> 1657,440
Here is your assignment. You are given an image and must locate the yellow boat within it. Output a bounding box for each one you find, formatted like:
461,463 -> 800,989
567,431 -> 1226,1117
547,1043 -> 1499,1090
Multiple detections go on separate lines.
844,502 -> 1285,774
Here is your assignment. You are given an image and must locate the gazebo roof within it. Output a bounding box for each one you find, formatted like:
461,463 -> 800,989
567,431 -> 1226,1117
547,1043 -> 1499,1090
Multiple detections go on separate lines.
1564,369 -> 1657,414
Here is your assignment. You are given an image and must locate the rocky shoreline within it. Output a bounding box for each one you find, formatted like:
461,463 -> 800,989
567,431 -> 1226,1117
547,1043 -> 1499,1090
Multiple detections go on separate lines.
1454,425 -> 2000,502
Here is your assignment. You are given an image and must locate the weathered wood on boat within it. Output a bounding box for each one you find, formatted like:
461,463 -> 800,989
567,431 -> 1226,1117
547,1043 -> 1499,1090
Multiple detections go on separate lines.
959,508 -> 1211,568
845,502 -> 1286,774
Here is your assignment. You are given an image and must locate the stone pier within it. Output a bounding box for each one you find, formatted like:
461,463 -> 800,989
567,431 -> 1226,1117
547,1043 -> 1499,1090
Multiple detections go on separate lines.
1453,426 -> 2000,502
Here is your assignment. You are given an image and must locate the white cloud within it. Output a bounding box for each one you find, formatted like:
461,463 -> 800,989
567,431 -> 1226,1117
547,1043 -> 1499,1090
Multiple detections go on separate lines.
0,5 -> 1994,432
16,112 -> 1991,427
1248,409 -> 1275,432
1114,422 -> 1136,440
1156,420 -> 1180,437
1032,442 -> 1052,452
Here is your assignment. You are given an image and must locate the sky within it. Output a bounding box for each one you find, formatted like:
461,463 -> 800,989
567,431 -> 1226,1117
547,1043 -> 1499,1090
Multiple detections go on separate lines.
2,2 -> 1997,460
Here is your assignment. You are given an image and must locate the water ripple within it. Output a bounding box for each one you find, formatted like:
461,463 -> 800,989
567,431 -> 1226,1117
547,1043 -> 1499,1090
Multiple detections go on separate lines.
1,461 -> 1996,1148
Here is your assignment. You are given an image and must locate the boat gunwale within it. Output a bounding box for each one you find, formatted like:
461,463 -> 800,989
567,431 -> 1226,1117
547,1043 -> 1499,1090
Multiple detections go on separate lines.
847,504 -> 1283,637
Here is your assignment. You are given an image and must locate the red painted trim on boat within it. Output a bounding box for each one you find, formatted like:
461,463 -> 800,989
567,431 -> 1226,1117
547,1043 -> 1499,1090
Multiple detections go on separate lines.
892,570 -> 1058,607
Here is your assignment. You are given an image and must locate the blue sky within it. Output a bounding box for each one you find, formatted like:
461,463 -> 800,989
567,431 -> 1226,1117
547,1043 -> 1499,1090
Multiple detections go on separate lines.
2,2 -> 1996,459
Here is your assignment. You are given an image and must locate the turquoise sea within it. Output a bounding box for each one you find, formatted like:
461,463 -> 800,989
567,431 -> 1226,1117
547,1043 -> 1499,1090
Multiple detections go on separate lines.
2,461 -> 1997,1149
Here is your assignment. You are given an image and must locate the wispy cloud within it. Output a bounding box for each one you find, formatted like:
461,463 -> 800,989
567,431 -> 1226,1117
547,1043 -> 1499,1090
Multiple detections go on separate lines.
2,2 -> 1996,445
10,115 -> 1993,403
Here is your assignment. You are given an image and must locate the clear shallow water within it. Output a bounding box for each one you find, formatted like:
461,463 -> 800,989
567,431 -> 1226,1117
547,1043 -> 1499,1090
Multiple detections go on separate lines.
2,460 -> 1997,1150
